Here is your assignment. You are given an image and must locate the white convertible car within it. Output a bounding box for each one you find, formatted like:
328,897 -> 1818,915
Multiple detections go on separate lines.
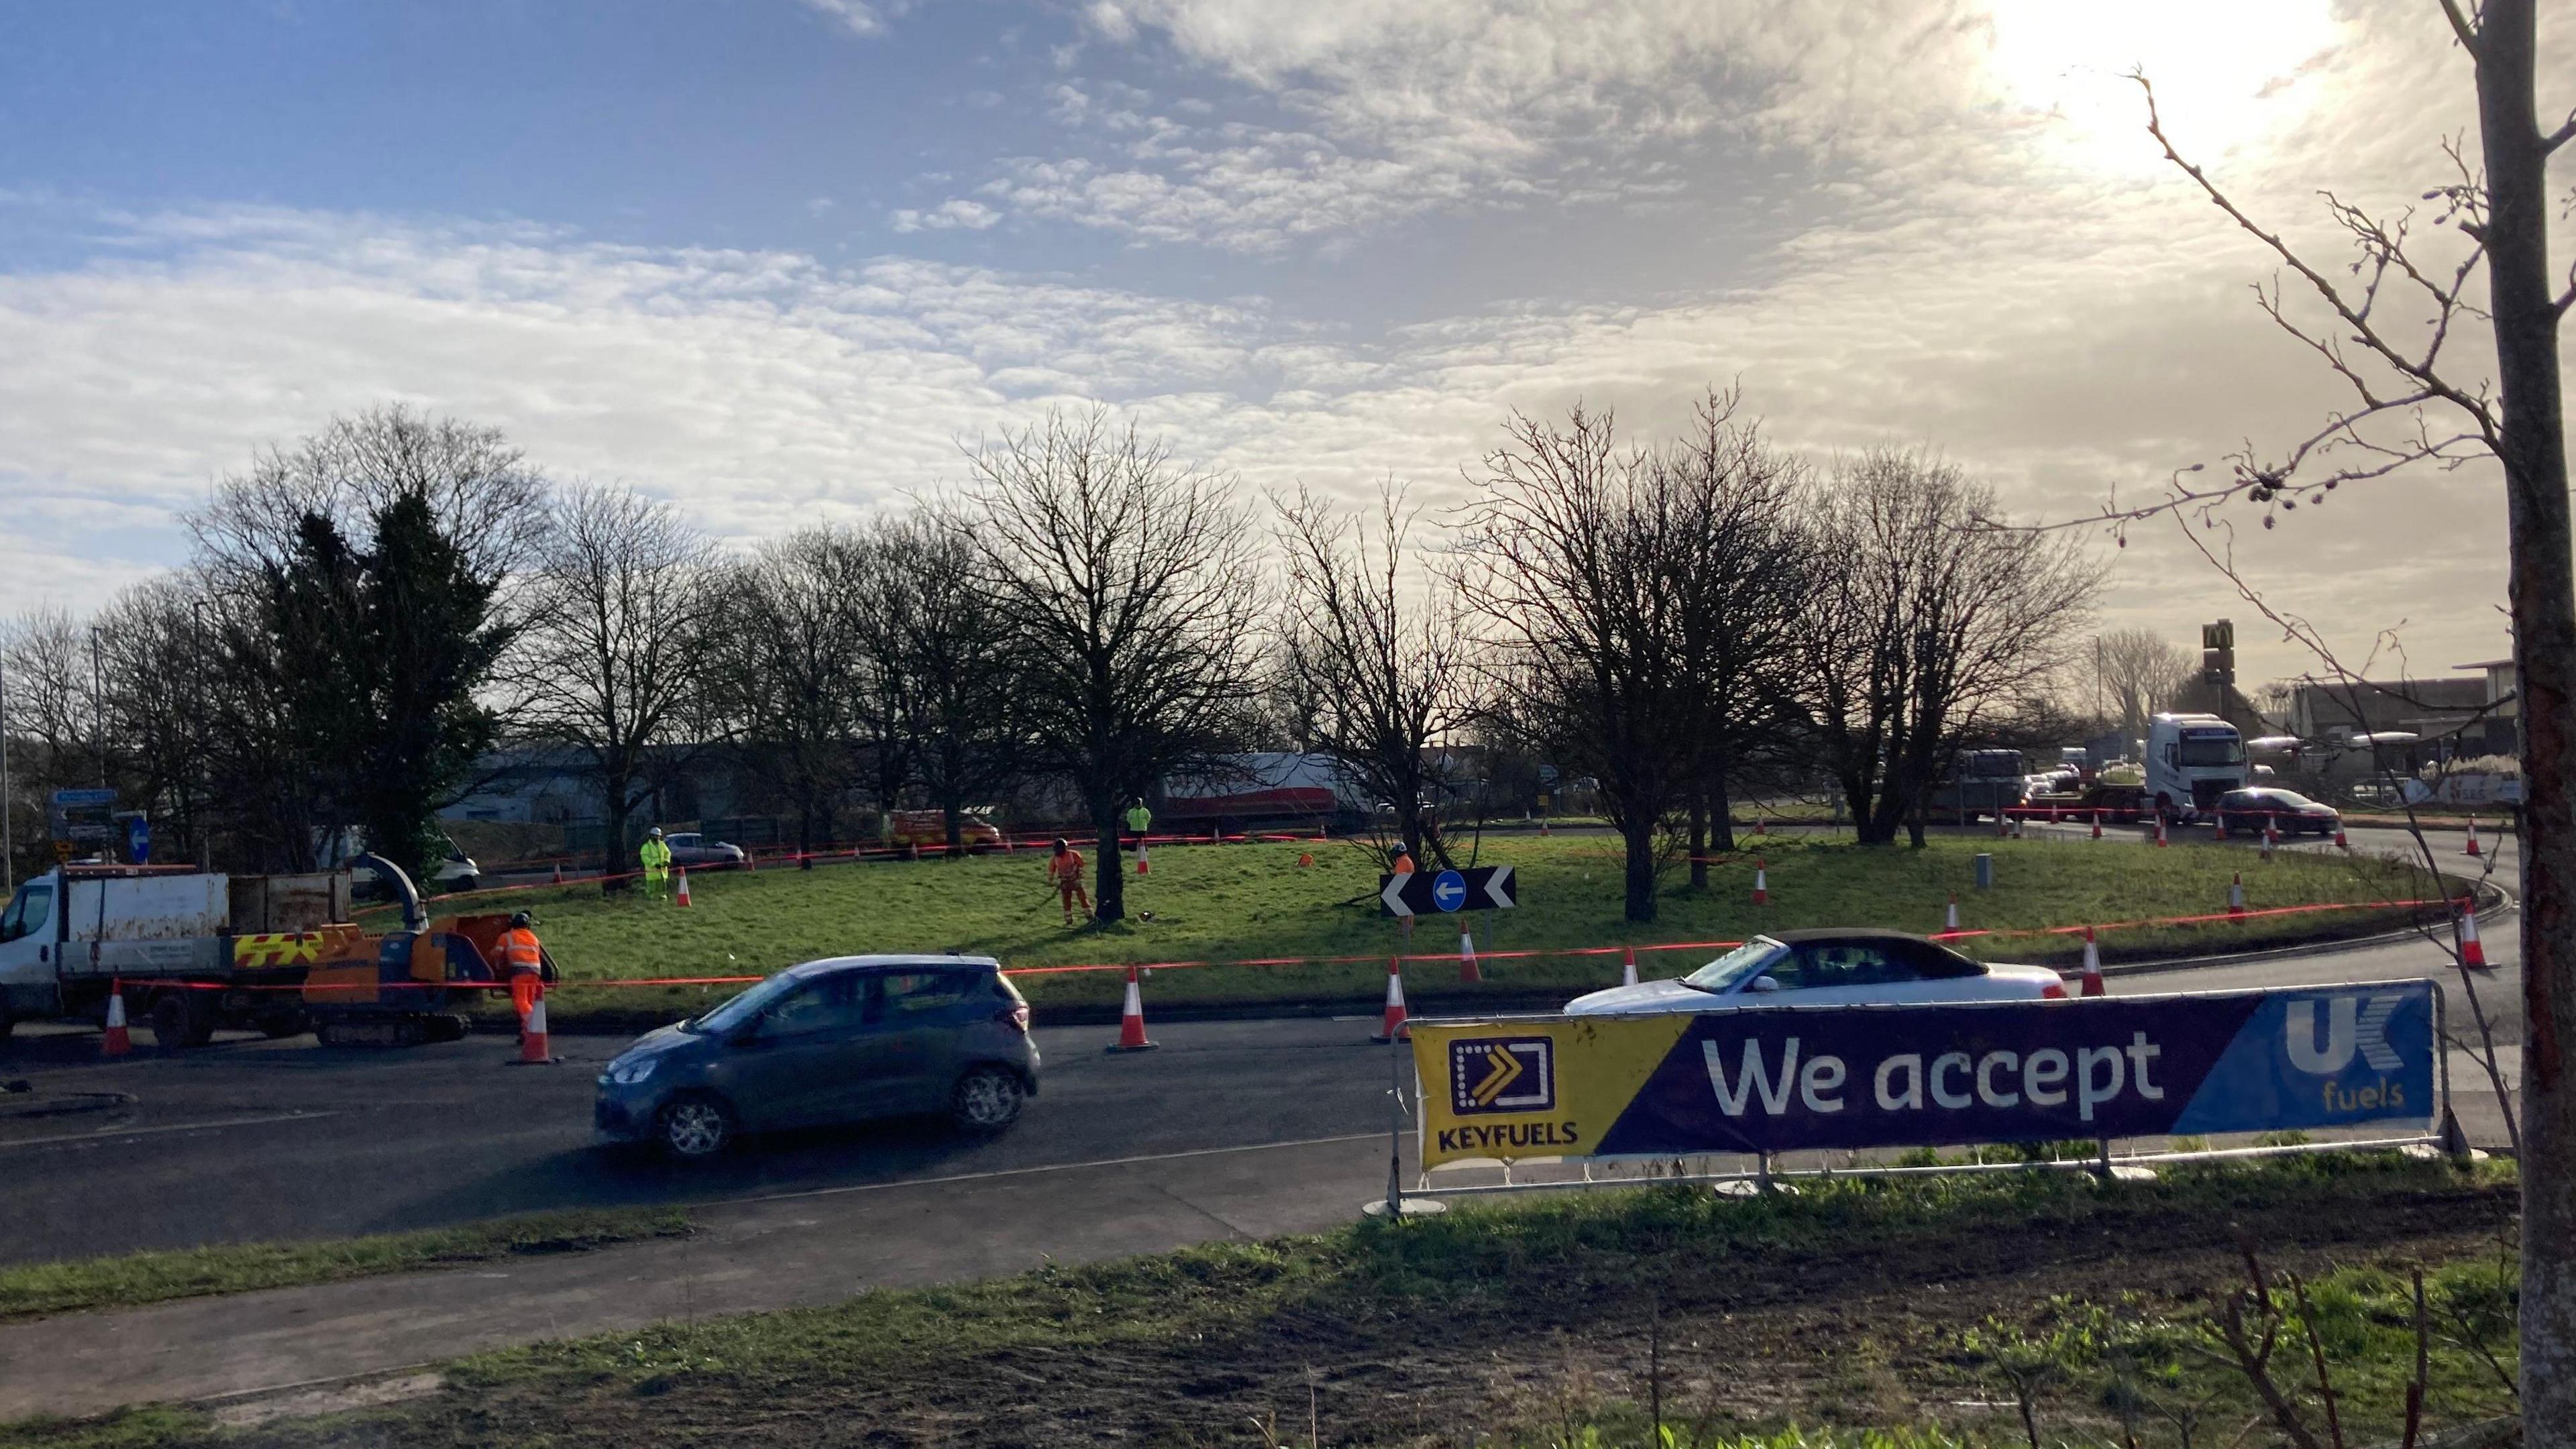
1566,928 -> 2069,1016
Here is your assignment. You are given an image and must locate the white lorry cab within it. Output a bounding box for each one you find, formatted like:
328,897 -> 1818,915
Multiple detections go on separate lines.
2144,713 -> 2248,822
0,865 -> 350,1044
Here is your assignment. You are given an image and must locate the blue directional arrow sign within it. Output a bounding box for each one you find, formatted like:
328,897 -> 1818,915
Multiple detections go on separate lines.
1381,865 -> 1519,917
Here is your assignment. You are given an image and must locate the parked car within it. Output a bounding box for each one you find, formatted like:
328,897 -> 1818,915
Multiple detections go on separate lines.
594,955 -> 1038,1160
2212,787 -> 2341,837
885,810 -> 1005,852
661,831 -> 747,868
1564,929 -> 2067,1016
350,841 -> 480,898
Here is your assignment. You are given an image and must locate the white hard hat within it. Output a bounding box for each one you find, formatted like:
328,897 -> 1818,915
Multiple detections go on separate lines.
650,827 -> 664,837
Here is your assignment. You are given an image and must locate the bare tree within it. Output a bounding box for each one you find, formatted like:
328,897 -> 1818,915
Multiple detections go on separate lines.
904,518 -> 1024,855
2094,627 -> 2197,746
957,408 -> 1262,922
0,609 -> 103,879
1660,391 -> 1813,882
515,484 -> 720,881
1802,451 -> 2094,847
1274,480 -> 1480,867
2068,5 -> 2569,1422
708,528 -> 868,857
1460,403 -> 1696,923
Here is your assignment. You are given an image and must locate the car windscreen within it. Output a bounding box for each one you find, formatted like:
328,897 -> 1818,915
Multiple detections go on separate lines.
688,971 -> 802,1034
1682,938 -> 1788,994
2265,791 -> 2320,809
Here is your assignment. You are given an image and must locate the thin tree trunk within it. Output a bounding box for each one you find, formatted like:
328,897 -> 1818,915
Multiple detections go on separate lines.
2475,2 -> 2576,1434
1621,818 -> 1658,923
1708,762 -> 1737,855
1093,812 -> 1124,922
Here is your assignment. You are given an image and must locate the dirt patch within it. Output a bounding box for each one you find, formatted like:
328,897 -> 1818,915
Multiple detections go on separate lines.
249,1172 -> 2513,1448
211,1374 -> 445,1430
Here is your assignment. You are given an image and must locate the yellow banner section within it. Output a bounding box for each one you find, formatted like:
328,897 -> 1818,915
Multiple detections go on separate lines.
1409,1016 -> 1692,1169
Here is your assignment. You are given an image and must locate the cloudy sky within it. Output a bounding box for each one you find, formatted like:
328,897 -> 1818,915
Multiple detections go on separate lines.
1,0 -> 2556,691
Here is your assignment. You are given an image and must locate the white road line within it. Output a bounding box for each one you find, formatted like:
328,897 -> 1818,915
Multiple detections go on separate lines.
725,1131 -> 1385,1208
0,1111 -> 340,1150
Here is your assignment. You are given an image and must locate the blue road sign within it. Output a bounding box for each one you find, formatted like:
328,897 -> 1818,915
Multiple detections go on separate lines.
1432,870 -> 1467,911
127,816 -> 152,865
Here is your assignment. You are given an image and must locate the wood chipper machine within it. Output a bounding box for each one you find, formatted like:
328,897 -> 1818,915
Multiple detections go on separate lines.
293,854 -> 551,1045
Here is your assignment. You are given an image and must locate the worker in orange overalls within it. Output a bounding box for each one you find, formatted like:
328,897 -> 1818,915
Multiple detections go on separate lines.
1046,838 -> 1091,926
502,910 -> 546,1038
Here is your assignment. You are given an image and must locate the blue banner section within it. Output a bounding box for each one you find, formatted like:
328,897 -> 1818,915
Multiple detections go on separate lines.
1591,982 -> 2434,1157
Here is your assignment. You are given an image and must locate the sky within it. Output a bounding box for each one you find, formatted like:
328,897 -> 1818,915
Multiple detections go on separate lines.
0,0 -> 2556,694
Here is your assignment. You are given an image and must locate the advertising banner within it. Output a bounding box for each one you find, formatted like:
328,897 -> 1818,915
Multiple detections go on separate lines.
1409,983 -> 2435,1169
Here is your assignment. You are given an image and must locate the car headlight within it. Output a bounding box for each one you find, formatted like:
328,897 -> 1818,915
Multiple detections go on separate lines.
606,1057 -> 659,1086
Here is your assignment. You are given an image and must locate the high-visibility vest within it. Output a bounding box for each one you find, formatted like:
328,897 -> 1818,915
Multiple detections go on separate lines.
1125,806 -> 1150,833
502,928 -> 543,974
640,839 -> 671,869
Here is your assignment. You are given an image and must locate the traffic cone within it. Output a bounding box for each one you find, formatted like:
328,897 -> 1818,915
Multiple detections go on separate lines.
1458,928 -> 1481,983
1621,945 -> 1640,987
1945,895 -> 1960,932
744,849 -> 757,871
2228,872 -> 2246,916
2457,902 -> 2489,970
1752,857 -> 1768,906
2262,818 -> 2277,861
1107,965 -> 1157,1051
2155,816 -> 2169,848
2334,824 -> 2349,849
2090,810 -> 2102,840
2213,812 -> 2229,841
1298,851 -> 1314,867
2079,928 -> 2105,997
101,983 -> 131,1057
2465,819 -> 2483,857
1136,841 -> 1150,876
674,867 -> 692,908
1371,957 -> 1409,1042
516,993 -> 555,1064
551,861 -> 564,885
1754,816 -> 1768,837
1539,817 -> 1549,836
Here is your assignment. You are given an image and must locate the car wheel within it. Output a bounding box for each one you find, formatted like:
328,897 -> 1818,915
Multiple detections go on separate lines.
656,1093 -> 737,1161
950,1066 -> 1025,1134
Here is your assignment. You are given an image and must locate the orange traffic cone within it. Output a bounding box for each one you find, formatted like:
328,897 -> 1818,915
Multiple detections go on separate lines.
1621,945 -> 1639,987
101,982 -> 131,1057
516,992 -> 555,1064
1136,841 -> 1150,876
2261,818 -> 2277,861
1754,816 -> 1768,837
551,861 -> 564,885
2155,816 -> 2169,848
674,867 -> 692,908
2458,902 -> 2489,970
2079,928 -> 2105,997
2334,824 -> 2349,849
1539,817 -> 1549,835
2228,872 -> 2246,916
1371,957 -> 1410,1042
1297,851 -> 1314,867
2090,810 -> 2102,840
2465,820 -> 2483,857
1944,894 -> 1960,932
2213,812 -> 2229,841
1752,857 -> 1769,906
1458,928 -> 1481,983
1108,965 -> 1157,1051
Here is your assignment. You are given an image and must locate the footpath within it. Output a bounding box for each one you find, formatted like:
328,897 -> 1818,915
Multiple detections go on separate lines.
0,1134 -> 1389,1422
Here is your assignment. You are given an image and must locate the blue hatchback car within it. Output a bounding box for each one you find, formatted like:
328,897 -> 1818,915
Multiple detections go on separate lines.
595,955 -> 1039,1160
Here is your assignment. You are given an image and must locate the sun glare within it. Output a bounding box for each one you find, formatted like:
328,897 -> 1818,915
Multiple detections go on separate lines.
1981,0 -> 2339,173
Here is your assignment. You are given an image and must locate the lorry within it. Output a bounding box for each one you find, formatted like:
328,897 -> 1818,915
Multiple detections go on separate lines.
0,864 -> 352,1044
1160,753 -> 1371,835
2144,712 -> 2249,822
1923,749 -> 2028,824
0,857 -> 535,1048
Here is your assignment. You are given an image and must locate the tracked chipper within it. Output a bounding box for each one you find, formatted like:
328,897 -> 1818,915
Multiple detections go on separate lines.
297,854 -> 550,1045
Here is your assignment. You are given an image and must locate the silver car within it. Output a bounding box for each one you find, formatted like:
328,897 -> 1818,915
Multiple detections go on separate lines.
1567,929 -> 2068,1016
661,831 -> 747,868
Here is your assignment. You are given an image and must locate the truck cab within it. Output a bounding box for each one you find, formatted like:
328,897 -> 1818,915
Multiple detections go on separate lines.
2145,713 -> 2247,822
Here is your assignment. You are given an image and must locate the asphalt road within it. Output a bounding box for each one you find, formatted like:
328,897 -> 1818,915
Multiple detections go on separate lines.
0,824 -> 2521,1269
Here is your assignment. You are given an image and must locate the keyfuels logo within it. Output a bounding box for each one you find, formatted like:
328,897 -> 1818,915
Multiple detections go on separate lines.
1450,1036 -> 1555,1115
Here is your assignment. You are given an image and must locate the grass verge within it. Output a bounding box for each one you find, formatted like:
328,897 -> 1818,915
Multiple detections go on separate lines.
418,835 -> 2462,1022
1,1154 -> 2515,1448
0,1208 -> 692,1323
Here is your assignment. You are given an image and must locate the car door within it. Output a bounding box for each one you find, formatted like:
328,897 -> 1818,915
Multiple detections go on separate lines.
719,973 -> 879,1130
863,969 -> 985,1113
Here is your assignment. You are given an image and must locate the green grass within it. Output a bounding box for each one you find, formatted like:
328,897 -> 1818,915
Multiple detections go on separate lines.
428,835 -> 2457,1018
2,1155 -> 2509,1448
0,1208 -> 693,1323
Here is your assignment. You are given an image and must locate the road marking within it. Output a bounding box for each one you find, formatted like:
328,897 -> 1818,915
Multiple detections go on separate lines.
725,1131 -> 1384,1209
0,1111 -> 340,1151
